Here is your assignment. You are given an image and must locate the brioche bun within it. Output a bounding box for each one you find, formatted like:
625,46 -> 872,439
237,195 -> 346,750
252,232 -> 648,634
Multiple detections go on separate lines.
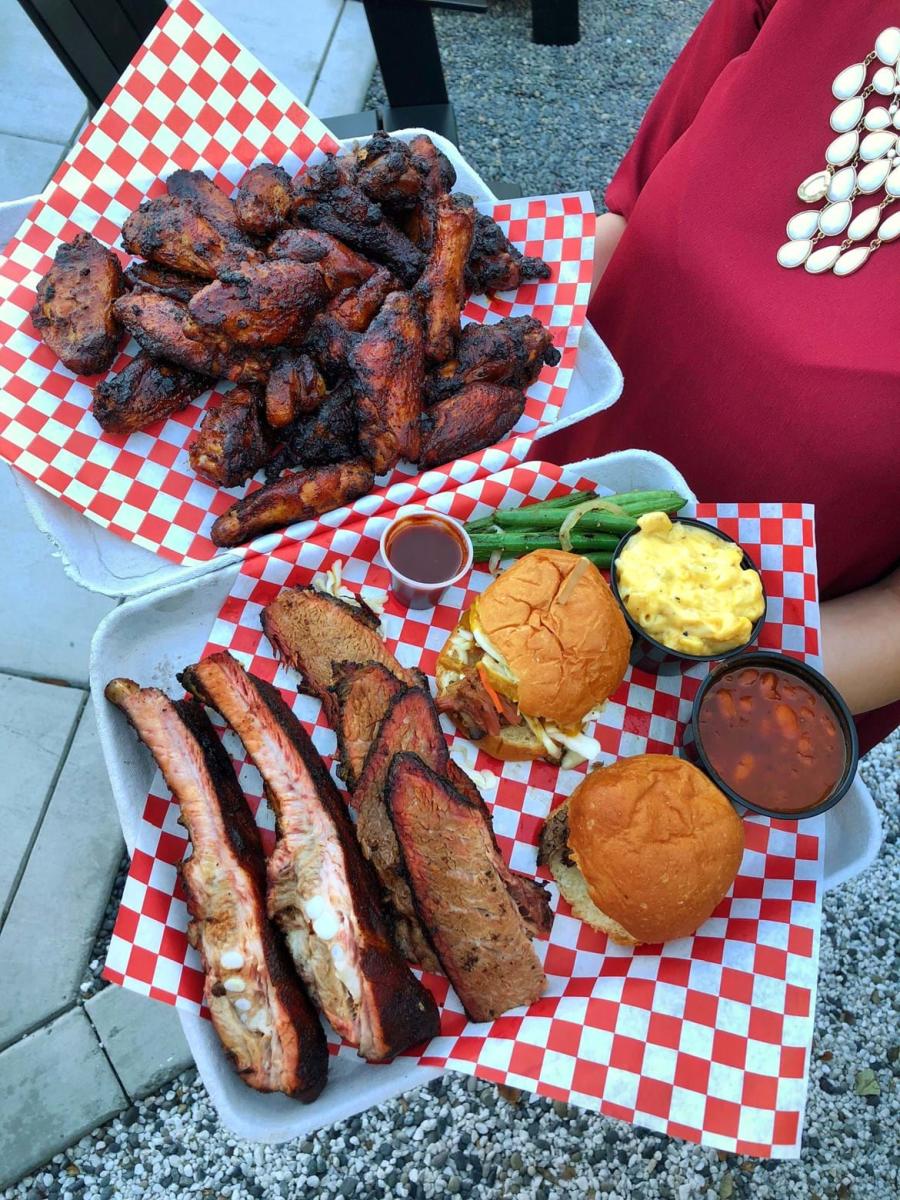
539,755 -> 744,945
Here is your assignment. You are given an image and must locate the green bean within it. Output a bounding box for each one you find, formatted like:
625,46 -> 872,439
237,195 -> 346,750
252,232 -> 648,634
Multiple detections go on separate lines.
470,530 -> 620,562
580,551 -> 614,569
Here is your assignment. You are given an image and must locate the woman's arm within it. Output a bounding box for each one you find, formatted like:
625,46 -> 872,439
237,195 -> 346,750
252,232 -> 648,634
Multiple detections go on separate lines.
820,567 -> 900,715
590,213 -> 627,298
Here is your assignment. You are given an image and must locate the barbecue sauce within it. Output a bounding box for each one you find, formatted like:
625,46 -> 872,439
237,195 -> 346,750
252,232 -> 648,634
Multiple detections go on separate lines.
385,515 -> 465,584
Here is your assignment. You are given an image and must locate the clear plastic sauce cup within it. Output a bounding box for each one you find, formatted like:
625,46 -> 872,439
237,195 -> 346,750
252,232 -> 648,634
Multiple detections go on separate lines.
379,507 -> 473,609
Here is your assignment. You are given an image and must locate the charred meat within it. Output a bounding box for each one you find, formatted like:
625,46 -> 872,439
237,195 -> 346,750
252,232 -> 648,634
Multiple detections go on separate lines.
305,268 -> 399,380
189,387 -> 272,488
425,315 -> 560,403
165,169 -> 244,240
355,132 -> 423,211
350,290 -> 424,474
92,352 -> 206,434
234,163 -> 294,238
122,194 -> 262,280
265,383 -> 357,478
404,135 -> 456,251
31,233 -> 124,375
415,193 -> 475,365
465,212 -> 550,295
112,292 -> 270,384
268,228 -> 377,294
180,654 -> 440,1061
211,458 -> 374,548
387,752 -> 546,1022
188,260 -> 329,350
123,261 -> 206,305
104,677 -> 327,1099
264,350 -> 327,430
419,382 -> 525,469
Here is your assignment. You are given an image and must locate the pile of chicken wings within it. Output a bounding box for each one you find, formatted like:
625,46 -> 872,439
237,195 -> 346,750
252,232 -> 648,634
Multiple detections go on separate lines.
30,133 -> 560,547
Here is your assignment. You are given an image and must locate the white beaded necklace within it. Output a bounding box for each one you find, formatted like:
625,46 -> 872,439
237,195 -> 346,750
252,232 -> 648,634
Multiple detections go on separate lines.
777,25 -> 900,276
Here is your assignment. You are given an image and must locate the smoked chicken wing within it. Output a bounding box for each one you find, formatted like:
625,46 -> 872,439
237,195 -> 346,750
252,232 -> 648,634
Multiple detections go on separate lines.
293,155 -> 425,286
403,134 -> 456,250
355,132 -> 423,210
189,386 -> 273,488
418,382 -> 525,469
264,382 -> 357,478
122,194 -> 262,280
234,163 -> 294,238
123,261 -> 206,304
465,211 -> 550,295
349,290 -> 424,474
414,193 -> 475,364
264,350 -> 326,429
113,292 -> 270,384
188,260 -> 328,350
92,352 -> 206,434
211,458 -> 374,547
166,169 -> 243,238
31,233 -> 124,375
424,314 -> 560,403
304,268 -> 398,379
268,228 -> 377,294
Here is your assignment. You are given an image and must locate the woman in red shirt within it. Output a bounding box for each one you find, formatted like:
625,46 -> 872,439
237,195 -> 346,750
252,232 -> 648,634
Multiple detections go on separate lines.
541,0 -> 900,754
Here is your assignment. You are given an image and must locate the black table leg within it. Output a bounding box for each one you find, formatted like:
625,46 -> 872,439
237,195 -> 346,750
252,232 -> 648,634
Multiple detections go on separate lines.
532,0 -> 580,46
362,0 -> 449,107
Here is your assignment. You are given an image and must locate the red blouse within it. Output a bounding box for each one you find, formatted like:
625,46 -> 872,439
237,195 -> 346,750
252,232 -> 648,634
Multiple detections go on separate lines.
538,0 -> 900,753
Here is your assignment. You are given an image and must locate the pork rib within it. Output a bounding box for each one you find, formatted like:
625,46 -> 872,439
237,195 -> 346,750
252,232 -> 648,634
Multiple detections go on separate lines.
386,753 -> 546,1023
261,588 -> 420,728
180,653 -> 439,1062
104,678 -> 327,1100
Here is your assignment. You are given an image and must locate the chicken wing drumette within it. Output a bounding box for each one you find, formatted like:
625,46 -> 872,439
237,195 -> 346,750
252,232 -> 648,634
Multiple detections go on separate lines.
465,212 -> 551,294
113,292 -> 270,384
187,261 -> 328,350
354,132 -> 423,211
31,233 -> 124,374
264,351 -> 327,429
293,155 -> 425,286
234,163 -> 294,238
415,192 -> 475,364
92,352 -> 206,434
424,314 -> 561,403
189,387 -> 273,488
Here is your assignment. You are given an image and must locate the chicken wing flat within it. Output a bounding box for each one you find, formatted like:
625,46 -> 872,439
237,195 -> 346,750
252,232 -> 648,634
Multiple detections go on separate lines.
113,292 -> 270,384
31,233 -> 124,375
92,352 -> 206,434
234,163 -> 294,238
264,350 -> 326,429
165,169 -> 243,239
293,155 -> 425,286
424,314 -> 561,403
123,261 -> 206,304
265,383 -> 357,479
188,261 -> 328,350
189,387 -> 272,488
465,212 -> 551,295
415,193 -> 475,364
355,132 -> 423,211
349,290 -> 424,474
268,228 -> 378,295
122,194 -> 262,280
403,134 -> 456,251
104,678 -> 327,1099
211,458 -> 374,547
418,382 -> 525,469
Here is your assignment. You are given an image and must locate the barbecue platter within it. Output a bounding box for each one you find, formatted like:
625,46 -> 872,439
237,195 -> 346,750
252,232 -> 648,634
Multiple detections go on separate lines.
30,132 -> 560,549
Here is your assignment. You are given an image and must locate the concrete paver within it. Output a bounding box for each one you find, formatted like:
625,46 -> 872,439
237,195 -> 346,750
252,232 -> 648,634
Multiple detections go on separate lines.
0,702 -> 124,1049
0,467 -> 116,688
86,986 -> 193,1101
0,1007 -> 126,1189
0,674 -> 83,916
0,133 -> 66,205
0,0 -> 86,145
309,0 -> 377,120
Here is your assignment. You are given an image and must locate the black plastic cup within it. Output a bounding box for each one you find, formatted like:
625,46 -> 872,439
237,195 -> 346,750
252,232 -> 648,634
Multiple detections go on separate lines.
683,650 -> 859,821
609,517 -> 768,676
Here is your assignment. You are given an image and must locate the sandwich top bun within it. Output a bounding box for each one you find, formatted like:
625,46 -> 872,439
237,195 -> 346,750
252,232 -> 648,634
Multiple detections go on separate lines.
539,755 -> 744,945
470,549 -> 631,729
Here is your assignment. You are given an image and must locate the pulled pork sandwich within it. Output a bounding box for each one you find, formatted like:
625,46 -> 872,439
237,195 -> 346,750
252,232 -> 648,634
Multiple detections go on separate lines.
539,755 -> 745,945
435,549 -> 631,763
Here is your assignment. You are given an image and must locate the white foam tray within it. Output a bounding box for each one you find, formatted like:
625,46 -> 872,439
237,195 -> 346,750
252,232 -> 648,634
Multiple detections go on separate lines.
89,449 -> 882,1142
7,129 -> 622,599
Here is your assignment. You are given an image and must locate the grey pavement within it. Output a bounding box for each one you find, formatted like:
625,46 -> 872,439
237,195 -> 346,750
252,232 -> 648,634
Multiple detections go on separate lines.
0,0 -> 374,1188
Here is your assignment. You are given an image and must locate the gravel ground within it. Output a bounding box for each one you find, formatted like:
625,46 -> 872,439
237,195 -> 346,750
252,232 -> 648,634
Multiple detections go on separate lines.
366,0 -> 708,206
7,4 -> 900,1196
5,729 -> 899,1200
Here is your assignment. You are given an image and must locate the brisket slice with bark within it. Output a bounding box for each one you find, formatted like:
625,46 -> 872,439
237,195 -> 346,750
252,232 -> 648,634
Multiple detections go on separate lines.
329,661 -> 405,788
180,653 -> 439,1062
386,752 -> 547,1023
260,588 -> 420,728
104,678 -> 327,1100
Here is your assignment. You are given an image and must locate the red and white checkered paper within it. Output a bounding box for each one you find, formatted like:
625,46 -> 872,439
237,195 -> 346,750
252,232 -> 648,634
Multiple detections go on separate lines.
105,461 -> 824,1157
0,0 -> 595,565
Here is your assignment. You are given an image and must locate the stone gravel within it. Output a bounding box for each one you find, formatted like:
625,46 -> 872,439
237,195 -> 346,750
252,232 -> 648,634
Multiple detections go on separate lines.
5,731 -> 897,1200
7,3 -> 900,1196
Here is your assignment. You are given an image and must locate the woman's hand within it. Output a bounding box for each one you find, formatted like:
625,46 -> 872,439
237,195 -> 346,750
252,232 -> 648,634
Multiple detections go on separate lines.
590,212 -> 627,298
820,566 -> 900,714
